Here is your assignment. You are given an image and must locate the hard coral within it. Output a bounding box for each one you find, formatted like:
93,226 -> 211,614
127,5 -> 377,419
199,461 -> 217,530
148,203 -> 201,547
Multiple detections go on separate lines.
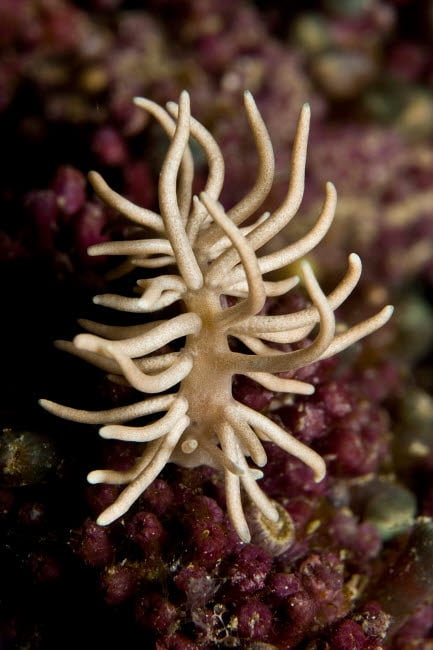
40,91 -> 392,542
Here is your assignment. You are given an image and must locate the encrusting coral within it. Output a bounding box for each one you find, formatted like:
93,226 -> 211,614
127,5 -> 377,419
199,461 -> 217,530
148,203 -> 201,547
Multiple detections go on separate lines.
40,90 -> 393,542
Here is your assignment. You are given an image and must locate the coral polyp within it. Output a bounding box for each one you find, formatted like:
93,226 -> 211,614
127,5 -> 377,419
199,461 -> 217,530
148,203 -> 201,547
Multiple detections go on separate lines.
40,91 -> 392,542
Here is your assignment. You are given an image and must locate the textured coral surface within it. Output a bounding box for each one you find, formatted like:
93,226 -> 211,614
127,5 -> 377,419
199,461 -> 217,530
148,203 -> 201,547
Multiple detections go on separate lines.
1,1 -> 433,648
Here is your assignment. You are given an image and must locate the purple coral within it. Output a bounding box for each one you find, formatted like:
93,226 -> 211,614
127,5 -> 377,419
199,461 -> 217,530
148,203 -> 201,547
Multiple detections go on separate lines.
1,1 -> 433,648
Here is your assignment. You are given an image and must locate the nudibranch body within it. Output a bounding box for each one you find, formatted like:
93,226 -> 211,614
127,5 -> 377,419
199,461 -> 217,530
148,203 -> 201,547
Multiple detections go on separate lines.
40,91 -> 392,542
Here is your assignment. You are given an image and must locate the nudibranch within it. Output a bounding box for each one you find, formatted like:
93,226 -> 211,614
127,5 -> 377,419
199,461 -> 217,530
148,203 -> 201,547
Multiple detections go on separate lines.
40,91 -> 393,542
